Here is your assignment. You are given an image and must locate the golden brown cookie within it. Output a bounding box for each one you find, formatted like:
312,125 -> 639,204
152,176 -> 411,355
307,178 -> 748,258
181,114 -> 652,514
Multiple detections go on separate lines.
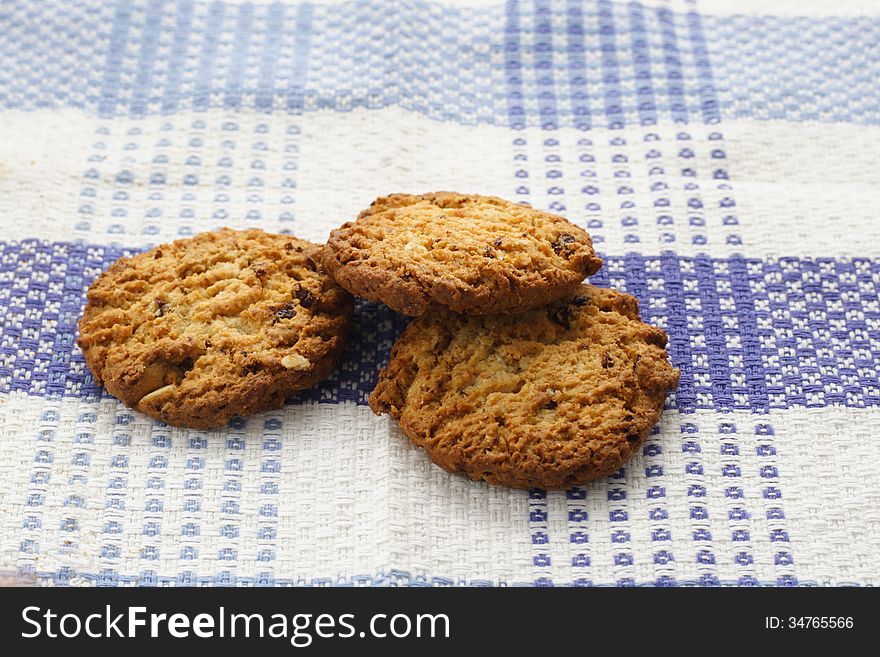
369,284 -> 679,489
78,228 -> 353,429
323,192 -> 602,316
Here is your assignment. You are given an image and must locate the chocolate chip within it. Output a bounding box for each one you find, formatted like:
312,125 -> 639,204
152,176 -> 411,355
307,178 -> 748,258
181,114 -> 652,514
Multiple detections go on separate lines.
493,237 -> 504,247
204,340 -> 212,348
245,363 -> 262,374
543,399 -> 558,410
549,305 -> 572,329
275,303 -> 297,321
602,353 -> 614,369
552,233 -> 577,256
626,433 -> 640,443
155,300 -> 170,317
483,247 -> 495,258
295,284 -> 316,308
153,249 -> 163,259
571,295 -> 589,306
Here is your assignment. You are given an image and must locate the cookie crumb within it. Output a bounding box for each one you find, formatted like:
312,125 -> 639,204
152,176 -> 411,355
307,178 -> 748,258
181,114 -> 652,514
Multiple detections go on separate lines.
403,240 -> 428,255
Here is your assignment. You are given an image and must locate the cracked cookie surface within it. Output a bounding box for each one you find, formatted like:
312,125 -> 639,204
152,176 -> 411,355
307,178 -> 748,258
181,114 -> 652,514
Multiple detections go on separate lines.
323,192 -> 602,316
78,228 -> 353,429
369,284 -> 679,489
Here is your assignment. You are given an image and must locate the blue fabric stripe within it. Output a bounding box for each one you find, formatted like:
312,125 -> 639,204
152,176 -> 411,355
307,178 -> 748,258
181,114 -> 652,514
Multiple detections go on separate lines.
97,0 -> 134,115
287,2 -> 313,112
528,488 -> 553,586
255,2 -> 285,111
685,9 -> 720,125
628,0 -> 657,126
534,0 -> 559,130
192,0 -> 225,111
160,0 -> 195,114
694,256 -> 734,410
224,1 -> 255,109
727,257 -> 769,410
4,0 -> 879,126
564,0 -> 591,130
130,0 -> 165,115
705,14 -> 880,125
1,239 -> 879,413
504,0 -> 526,129
656,7 -> 687,125
657,253 -> 694,410
597,0 -> 624,129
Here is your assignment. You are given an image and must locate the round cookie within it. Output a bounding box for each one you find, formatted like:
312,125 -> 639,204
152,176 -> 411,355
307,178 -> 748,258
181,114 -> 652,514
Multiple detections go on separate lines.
78,228 -> 353,429
369,284 -> 679,489
323,192 -> 602,316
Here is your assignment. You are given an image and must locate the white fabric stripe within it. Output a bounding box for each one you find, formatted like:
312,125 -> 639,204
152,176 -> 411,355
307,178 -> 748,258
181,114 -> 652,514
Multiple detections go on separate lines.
1,391 -> 878,585
0,393 -> 533,584
292,109 -> 514,244
775,407 -> 880,585
1,108 -> 878,258
541,407 -> 880,586
724,119 -> 880,258
693,0 -> 879,17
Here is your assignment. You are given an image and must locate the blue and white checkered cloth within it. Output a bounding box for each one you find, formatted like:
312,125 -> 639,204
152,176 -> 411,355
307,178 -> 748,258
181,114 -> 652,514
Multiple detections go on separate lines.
1,0 -> 878,586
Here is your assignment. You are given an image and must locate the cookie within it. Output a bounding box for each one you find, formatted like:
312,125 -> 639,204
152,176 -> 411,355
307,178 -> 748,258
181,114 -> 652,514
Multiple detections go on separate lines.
78,228 -> 353,429
323,192 -> 602,316
369,284 -> 679,489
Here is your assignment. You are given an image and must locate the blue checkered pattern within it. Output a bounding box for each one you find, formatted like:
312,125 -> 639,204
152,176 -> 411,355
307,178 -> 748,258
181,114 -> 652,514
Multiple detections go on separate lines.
3,1 -> 879,125
2,241 -> 878,411
1,0 -> 878,587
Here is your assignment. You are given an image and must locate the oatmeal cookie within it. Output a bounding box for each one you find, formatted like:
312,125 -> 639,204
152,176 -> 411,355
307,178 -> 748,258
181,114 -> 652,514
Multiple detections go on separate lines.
369,284 -> 679,488
323,192 -> 602,316
78,228 -> 353,429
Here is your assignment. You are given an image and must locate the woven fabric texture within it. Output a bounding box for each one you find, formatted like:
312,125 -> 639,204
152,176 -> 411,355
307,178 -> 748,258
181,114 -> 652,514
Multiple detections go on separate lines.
0,0 -> 878,586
